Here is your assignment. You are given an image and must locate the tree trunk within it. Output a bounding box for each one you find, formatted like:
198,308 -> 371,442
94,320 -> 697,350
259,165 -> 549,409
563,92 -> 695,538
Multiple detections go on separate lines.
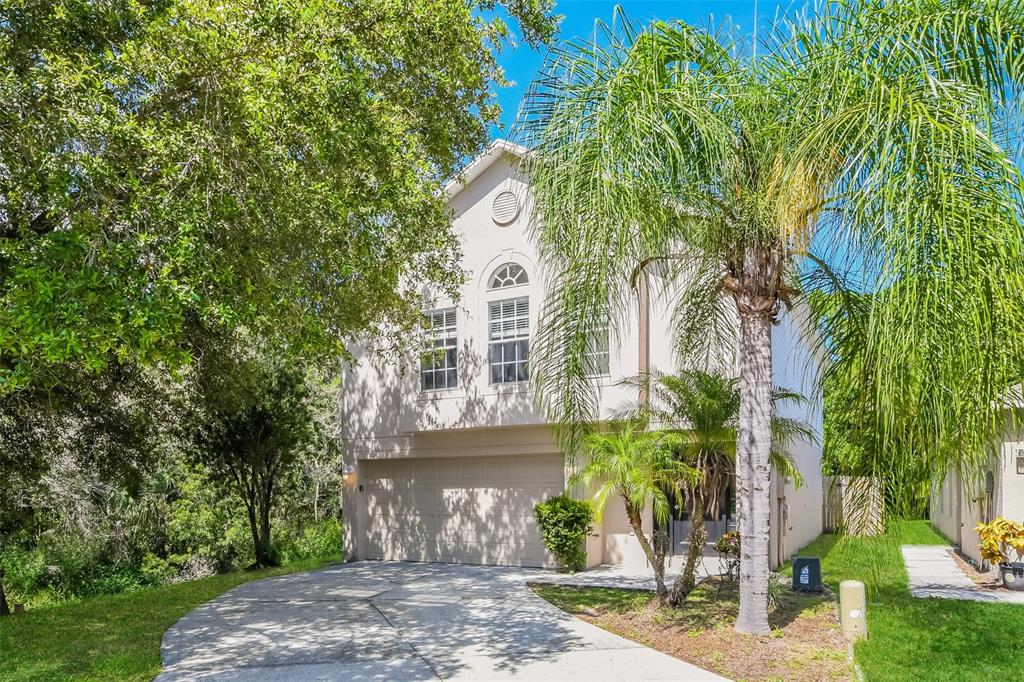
254,475 -> 276,567
625,498 -> 668,602
313,480 -> 321,521
735,308 -> 774,634
669,493 -> 707,606
0,570 -> 10,616
245,500 -> 267,567
257,503 -> 273,567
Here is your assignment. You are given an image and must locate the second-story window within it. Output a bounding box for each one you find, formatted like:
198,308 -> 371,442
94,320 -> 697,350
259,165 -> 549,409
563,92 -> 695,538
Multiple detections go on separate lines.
488,296 -> 529,383
420,307 -> 458,390
584,311 -> 611,377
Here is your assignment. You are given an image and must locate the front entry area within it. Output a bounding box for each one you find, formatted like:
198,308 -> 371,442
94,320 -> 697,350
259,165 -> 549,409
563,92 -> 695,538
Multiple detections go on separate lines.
360,454 -> 564,567
666,485 -> 736,557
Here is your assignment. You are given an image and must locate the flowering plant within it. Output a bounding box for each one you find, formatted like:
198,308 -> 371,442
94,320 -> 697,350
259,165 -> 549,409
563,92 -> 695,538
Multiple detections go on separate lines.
977,517 -> 1024,565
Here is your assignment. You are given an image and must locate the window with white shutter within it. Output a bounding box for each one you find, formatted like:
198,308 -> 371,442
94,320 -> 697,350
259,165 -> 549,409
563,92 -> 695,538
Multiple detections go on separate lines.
488,296 -> 529,384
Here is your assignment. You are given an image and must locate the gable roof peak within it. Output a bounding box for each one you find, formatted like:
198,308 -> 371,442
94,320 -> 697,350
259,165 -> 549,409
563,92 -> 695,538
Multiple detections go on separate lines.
444,139 -> 530,201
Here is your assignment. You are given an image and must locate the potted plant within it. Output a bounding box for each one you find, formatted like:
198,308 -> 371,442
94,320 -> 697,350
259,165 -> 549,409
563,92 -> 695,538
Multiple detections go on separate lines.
976,517 -> 1024,591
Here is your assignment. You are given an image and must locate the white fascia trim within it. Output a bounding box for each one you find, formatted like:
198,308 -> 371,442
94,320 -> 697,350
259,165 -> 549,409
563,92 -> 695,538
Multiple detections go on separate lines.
444,139 -> 530,201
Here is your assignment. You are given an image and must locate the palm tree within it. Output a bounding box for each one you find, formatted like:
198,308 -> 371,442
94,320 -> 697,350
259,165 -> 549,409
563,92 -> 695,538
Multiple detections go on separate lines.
569,423 -> 699,602
619,370 -> 811,606
521,1 -> 1024,633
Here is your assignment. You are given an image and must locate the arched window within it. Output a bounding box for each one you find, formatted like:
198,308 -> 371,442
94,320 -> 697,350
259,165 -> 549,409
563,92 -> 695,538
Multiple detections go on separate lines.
488,263 -> 528,289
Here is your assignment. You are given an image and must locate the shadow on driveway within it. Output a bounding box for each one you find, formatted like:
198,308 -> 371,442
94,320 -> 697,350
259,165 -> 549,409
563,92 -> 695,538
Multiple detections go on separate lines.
157,561 -> 725,681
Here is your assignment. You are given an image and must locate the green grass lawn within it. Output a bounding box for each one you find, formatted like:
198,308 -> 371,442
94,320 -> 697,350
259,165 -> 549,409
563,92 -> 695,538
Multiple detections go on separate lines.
787,520 -> 1024,681
0,558 -> 336,682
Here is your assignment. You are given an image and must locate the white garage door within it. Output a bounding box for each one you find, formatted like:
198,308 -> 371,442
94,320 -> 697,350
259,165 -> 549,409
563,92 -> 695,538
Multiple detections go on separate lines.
362,454 -> 564,567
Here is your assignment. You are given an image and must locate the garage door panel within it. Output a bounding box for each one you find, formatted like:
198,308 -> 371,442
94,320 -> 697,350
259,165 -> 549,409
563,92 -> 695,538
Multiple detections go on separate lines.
511,459 -> 562,483
367,489 -> 429,511
413,460 -> 438,481
362,455 -> 563,568
460,458 -> 488,480
482,459 -> 513,480
369,514 -> 543,541
435,513 -> 539,534
368,517 -> 546,543
432,528 -> 510,544
413,489 -> 441,510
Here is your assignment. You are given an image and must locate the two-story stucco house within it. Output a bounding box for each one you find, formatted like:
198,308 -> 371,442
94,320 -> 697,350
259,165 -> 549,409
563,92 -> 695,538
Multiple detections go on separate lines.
340,140 -> 824,572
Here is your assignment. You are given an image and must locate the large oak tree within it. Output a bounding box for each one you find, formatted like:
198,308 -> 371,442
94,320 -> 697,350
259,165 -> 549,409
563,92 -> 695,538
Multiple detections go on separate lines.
0,0 -> 556,393
0,0 -> 555,610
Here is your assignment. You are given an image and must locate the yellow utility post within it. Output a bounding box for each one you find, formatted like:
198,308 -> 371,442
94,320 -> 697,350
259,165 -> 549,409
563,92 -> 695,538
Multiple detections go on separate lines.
839,580 -> 868,641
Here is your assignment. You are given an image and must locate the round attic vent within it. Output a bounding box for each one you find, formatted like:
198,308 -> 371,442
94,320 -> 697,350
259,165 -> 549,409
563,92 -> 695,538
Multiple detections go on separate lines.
491,190 -> 520,225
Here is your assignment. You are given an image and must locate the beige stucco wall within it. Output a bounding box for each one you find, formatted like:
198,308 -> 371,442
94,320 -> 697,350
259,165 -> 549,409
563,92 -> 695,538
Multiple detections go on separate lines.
600,500 -> 657,570
998,423 -> 1024,523
341,143 -> 825,569
768,304 -> 826,566
930,417 -> 1024,566
931,471 -> 961,547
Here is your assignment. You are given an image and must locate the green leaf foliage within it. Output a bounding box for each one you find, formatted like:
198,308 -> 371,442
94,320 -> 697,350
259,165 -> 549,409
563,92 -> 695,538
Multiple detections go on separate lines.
184,337 -> 321,567
618,370 -> 811,507
0,0 -> 558,392
534,494 -> 593,573
570,423 -> 699,528
520,0 -> 1024,519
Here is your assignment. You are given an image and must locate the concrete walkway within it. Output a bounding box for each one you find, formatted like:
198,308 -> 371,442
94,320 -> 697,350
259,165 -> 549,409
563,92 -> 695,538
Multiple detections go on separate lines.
532,553 -> 721,592
157,561 -> 726,681
902,545 -> 1024,604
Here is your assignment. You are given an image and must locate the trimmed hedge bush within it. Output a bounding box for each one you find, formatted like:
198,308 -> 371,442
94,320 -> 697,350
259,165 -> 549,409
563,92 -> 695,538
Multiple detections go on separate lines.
535,495 -> 593,572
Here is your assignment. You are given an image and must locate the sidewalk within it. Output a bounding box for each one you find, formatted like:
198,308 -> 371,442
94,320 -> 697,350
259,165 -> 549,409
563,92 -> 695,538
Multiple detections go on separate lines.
901,545 -> 1024,604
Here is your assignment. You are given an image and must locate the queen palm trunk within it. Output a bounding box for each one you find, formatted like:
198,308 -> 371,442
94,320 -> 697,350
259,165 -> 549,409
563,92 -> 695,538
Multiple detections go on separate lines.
669,493 -> 707,606
735,308 -> 774,634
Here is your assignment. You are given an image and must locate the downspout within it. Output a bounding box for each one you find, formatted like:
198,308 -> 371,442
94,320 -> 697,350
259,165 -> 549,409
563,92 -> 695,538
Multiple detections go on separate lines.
631,262 -> 655,558
637,270 -> 651,408
630,258 -> 657,410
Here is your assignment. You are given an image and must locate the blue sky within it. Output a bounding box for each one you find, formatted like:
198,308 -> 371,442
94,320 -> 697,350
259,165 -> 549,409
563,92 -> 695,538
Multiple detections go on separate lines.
490,0 -> 807,139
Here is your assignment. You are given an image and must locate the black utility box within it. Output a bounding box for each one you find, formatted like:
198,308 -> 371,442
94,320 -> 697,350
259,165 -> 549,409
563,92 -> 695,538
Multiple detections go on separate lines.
792,557 -> 823,592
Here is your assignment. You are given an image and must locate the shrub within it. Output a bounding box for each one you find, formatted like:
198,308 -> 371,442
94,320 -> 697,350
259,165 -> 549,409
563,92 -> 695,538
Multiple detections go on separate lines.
167,469 -> 252,570
297,518 -> 344,560
272,518 -> 344,564
171,555 -> 217,583
535,495 -> 593,572
767,572 -> 784,611
977,517 -> 1024,565
0,542 -> 46,604
141,553 -> 184,585
714,530 -> 741,582
81,563 -> 145,596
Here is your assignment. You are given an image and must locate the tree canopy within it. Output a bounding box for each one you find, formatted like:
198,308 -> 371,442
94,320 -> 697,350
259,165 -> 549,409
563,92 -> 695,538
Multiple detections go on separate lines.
0,0 -> 558,393
0,0 -> 558,609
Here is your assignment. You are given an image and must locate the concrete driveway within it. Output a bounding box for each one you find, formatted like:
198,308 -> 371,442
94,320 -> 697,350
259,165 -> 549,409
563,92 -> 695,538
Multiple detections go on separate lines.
157,561 -> 725,681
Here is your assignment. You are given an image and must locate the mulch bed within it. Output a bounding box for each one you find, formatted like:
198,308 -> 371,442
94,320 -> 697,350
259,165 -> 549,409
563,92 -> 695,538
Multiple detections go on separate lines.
538,578 -> 854,682
947,549 -> 1011,591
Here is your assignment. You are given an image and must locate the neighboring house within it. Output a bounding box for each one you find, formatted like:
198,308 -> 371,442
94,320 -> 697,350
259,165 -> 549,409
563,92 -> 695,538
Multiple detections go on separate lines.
340,140 -> 824,571
931,398 -> 1024,567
